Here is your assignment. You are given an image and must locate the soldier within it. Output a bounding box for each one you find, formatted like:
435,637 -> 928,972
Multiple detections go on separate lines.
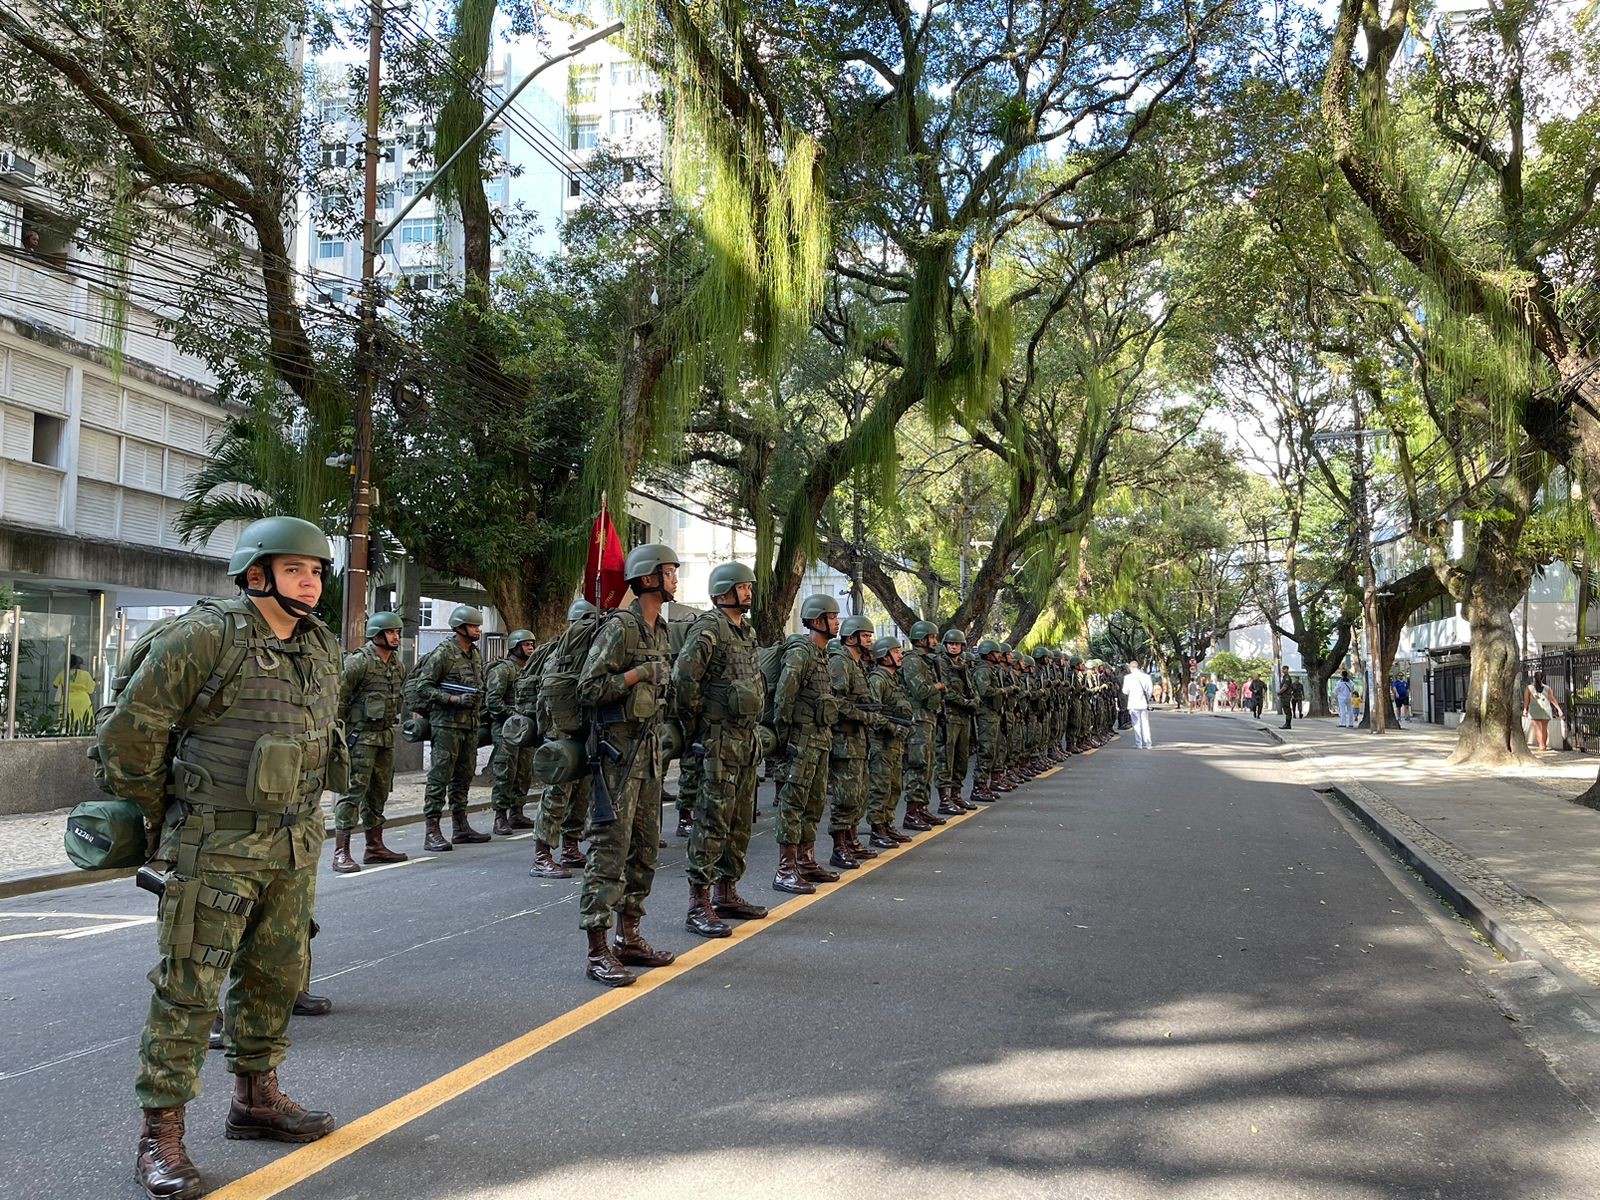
530,599 -> 601,878
970,639 -> 1006,801
674,561 -> 768,939
771,593 -> 842,893
865,636 -> 914,847
486,629 -> 540,836
418,605 -> 489,852
99,516 -> 341,1200
826,614 -> 884,869
934,628 -> 978,813
577,543 -> 679,987
332,611 -> 409,872
899,621 -> 948,831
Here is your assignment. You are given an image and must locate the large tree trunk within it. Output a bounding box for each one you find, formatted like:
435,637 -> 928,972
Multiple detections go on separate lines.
1449,584 -> 1534,765
1304,663 -> 1335,717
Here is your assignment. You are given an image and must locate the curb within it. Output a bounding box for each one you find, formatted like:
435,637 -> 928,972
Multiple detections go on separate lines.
0,799 -> 499,901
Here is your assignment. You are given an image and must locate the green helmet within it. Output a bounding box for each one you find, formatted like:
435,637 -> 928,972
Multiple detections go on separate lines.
507,629 -> 535,649
997,641 -> 1013,655
827,636 -> 841,651
1070,655 -> 1084,668
708,561 -> 757,601
975,638 -> 999,656
1032,646 -> 1049,660
840,614 -> 875,640
799,593 -> 840,622
228,516 -> 332,576
872,635 -> 901,660
623,542 -> 679,582
366,611 -> 403,639
943,628 -> 966,645
567,598 -> 597,621
448,605 -> 484,630
909,620 -> 938,642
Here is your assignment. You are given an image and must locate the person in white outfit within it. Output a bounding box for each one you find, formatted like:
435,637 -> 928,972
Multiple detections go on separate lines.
1334,670 -> 1357,727
1122,660 -> 1155,748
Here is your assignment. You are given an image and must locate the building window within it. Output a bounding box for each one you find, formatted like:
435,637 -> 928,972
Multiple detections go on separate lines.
571,120 -> 599,151
627,521 -> 651,551
569,176 -> 582,198
317,238 -> 344,260
677,510 -> 688,530
610,61 -> 640,87
489,175 -> 510,205
31,412 -> 64,468
609,109 -> 644,139
319,143 -> 348,168
418,599 -> 435,628
404,273 -> 441,292
571,64 -> 600,103
621,161 -> 636,183
399,217 -> 439,245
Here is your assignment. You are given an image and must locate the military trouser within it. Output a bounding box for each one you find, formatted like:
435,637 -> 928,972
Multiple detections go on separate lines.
937,713 -> 973,791
537,775 -> 590,846
687,726 -> 758,888
900,717 -> 938,811
334,740 -> 393,832
676,751 -> 701,822
489,725 -> 534,812
136,860 -> 315,1109
579,730 -> 661,931
867,734 -> 906,826
827,734 -> 869,833
423,723 -> 477,816
974,711 -> 1001,778
775,727 -> 830,845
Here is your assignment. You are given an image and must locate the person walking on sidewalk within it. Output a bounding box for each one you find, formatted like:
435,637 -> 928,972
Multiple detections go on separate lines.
1392,675 -> 1412,724
1249,676 -> 1266,719
1278,674 -> 1295,730
1523,670 -> 1564,751
1335,670 -> 1358,728
1121,659 -> 1154,748
1292,676 -> 1305,718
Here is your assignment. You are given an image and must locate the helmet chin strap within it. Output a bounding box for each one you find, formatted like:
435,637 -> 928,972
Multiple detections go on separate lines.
713,594 -> 748,613
245,566 -> 315,620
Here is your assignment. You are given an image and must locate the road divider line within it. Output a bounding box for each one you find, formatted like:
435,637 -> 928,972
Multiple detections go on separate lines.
207,802 -> 988,1200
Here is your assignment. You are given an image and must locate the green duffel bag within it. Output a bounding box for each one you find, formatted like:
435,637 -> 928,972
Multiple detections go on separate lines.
530,737 -> 589,785
401,716 -> 431,744
501,713 -> 536,749
64,798 -> 148,870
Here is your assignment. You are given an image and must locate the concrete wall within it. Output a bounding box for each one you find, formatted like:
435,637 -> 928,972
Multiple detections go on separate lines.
0,524 -> 227,596
0,735 -> 102,815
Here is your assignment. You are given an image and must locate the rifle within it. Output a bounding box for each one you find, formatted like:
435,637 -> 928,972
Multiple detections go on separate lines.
439,682 -> 481,704
585,719 -> 622,826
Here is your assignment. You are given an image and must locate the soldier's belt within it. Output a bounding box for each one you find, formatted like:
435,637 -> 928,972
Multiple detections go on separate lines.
187,803 -> 317,832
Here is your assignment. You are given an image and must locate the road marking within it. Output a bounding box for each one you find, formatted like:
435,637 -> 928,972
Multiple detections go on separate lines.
1036,766 -> 1063,779
340,856 -> 436,877
208,802 -> 989,1200
0,912 -> 156,943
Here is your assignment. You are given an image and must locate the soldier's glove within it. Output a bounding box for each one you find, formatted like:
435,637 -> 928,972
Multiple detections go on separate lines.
634,661 -> 670,686
450,694 -> 476,708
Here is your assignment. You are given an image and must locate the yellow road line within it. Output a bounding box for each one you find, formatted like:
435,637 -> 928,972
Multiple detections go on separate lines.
209,803 -> 987,1200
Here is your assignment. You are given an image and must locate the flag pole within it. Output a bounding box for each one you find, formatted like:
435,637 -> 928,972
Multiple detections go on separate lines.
595,491 -> 608,609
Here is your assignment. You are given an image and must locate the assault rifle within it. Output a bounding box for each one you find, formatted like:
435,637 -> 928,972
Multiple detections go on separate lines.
585,721 -> 622,827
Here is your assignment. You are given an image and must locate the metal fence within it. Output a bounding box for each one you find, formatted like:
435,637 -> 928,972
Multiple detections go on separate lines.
1426,648 -> 1600,751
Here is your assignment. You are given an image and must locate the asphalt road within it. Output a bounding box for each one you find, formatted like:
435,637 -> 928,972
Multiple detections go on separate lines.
4,714 -> 1599,1200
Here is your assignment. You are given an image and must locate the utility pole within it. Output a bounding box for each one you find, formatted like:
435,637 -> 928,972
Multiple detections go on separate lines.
1347,399 -> 1386,734
1260,516 -> 1284,700
343,0 -> 382,650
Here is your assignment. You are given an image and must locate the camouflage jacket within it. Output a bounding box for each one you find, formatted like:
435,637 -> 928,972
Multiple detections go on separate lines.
485,653 -> 535,725
773,633 -> 836,736
673,609 -> 764,732
900,647 -> 945,720
340,644 -> 405,747
420,638 -> 485,730
579,601 -> 671,749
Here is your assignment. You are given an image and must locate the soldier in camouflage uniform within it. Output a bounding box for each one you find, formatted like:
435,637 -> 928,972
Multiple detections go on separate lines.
994,645 -> 1020,788
826,614 -> 885,869
898,620 -> 948,831
486,630 -> 540,836
771,593 -> 841,893
674,561 -> 768,938
970,639 -> 1006,801
332,611 -> 408,873
418,605 -> 489,852
530,599 -> 599,878
934,628 -> 978,814
865,636 -> 914,846
99,516 -> 341,1200
577,544 -> 679,987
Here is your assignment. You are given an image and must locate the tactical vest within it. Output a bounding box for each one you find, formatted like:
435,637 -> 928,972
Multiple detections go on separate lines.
903,648 -> 945,717
589,606 -> 670,731
427,640 -> 486,729
781,634 -> 837,728
170,598 -> 344,819
867,665 -> 912,727
344,645 -> 405,746
685,612 -> 763,727
828,645 -> 872,756
936,651 -> 975,704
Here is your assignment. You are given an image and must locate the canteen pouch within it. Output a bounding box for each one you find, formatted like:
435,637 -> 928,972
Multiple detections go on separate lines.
362,692 -> 388,724
246,735 -> 304,812
623,680 -> 660,722
819,695 -> 839,726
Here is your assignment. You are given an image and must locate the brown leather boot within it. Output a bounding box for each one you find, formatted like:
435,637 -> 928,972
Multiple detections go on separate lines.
828,830 -> 861,871
362,826 -> 407,864
136,1106 -> 203,1200
918,800 -> 949,826
612,914 -> 676,967
884,820 -> 914,843
585,927 -> 635,987
558,836 -> 586,867
674,812 -> 694,839
529,840 -> 572,879
868,823 -> 900,850
331,832 -> 360,874
956,789 -> 980,810
492,811 -> 514,836
773,844 -> 815,894
711,880 -> 768,920
798,841 -> 841,882
292,991 -> 332,1016
451,810 -> 490,845
902,804 -> 931,833
224,1069 -> 335,1143
423,816 -> 452,852
686,885 -> 732,939
936,788 -> 964,817
508,804 -> 537,830
847,829 -> 879,859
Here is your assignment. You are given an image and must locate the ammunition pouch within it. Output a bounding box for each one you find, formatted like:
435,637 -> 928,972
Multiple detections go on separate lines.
156,873 -> 251,970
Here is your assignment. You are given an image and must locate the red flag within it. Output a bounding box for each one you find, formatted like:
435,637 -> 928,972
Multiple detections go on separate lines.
584,498 -> 626,609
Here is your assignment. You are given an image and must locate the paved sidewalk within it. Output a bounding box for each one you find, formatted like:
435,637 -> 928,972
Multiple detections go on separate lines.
1224,710 -> 1600,995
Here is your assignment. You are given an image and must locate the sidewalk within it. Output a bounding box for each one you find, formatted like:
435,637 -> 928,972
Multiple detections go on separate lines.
1228,710 -> 1600,997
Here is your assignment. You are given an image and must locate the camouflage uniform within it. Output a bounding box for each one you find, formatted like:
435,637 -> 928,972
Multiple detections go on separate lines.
420,639 -> 484,819
773,633 -> 836,846
972,656 -> 1005,790
866,660 -> 911,827
98,598 -> 344,1110
535,613 -> 602,857
827,643 -> 879,836
335,643 -> 404,833
899,645 -> 944,816
934,649 -> 977,802
486,653 -> 535,817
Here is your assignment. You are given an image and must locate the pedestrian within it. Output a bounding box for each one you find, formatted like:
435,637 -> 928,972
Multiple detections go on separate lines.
673,561 -> 768,939
98,516 -> 343,1200
1291,676 -> 1305,718
1335,670 -> 1357,727
1121,659 -> 1154,748
332,611 -> 409,871
1249,676 -> 1266,719
1187,679 -> 1200,711
1523,670 -> 1564,752
576,543 -> 680,987
52,653 -> 96,733
1278,673 -> 1295,730
771,593 -> 844,891
486,630 -> 540,836
1204,677 -> 1218,711
417,605 -> 490,851
1391,674 -> 1411,724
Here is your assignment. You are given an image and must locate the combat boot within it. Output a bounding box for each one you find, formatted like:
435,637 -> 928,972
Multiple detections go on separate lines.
675,812 -> 694,838
847,829 -> 879,860
209,1012 -> 223,1050
224,1069 -> 335,1143
868,823 -> 900,850
918,800 -> 949,826
936,788 -> 964,817
492,811 -> 514,837
558,836 -> 586,868
451,810 -> 490,845
711,880 -> 768,919
362,827 -> 407,864
773,844 -> 815,895
508,804 -> 537,830
528,840 -> 572,879
884,821 -> 913,844
686,885 -> 732,939
901,804 -> 931,833
423,816 -> 452,852
954,790 -> 979,811
136,1106 -> 202,1200
798,841 -> 842,882
613,914 -> 676,967
331,832 -> 360,874
585,927 -> 635,987
292,991 -> 332,1016
828,830 -> 861,871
